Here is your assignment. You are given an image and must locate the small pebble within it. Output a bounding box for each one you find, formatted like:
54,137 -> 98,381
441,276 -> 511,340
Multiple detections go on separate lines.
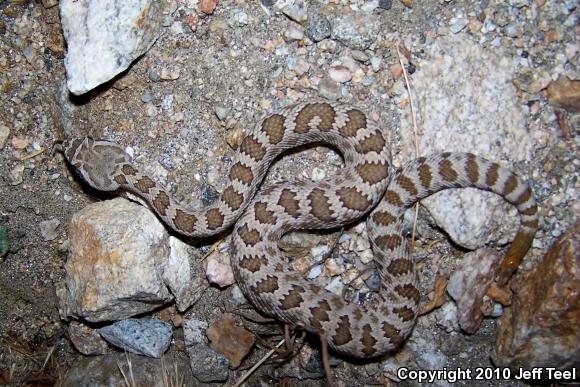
325,276 -> 343,295
324,258 -> 343,277
378,0 -> 393,10
307,264 -> 323,279
449,17 -> 468,33
329,65 -> 352,83
141,93 -> 154,103
198,0 -> 217,14
206,250 -> 235,288
305,15 -> 331,42
283,25 -> 304,42
229,10 -> 248,28
214,105 -> 230,121
351,50 -> 369,63
206,313 -> 255,369
370,56 -> 382,72
11,137 -> 28,150
226,128 -> 245,149
282,5 -> 307,24
504,22 -> 523,38
311,167 -> 326,180
318,77 -> 340,99
10,164 -> 24,185
39,218 -> 60,241
160,66 -> 180,80
0,123 -> 9,149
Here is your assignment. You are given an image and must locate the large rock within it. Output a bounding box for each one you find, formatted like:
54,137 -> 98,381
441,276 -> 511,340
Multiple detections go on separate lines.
61,198 -> 173,322
494,221 -> 579,370
395,33 -> 540,250
162,236 -> 208,312
60,0 -> 171,95
98,318 -> 172,358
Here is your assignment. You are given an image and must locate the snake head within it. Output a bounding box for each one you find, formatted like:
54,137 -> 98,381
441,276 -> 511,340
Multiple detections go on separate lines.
59,137 -> 132,192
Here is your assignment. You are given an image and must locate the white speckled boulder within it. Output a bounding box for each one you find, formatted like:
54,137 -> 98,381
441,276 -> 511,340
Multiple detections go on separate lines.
62,198 -> 172,321
395,33 -> 546,250
60,0 -> 171,95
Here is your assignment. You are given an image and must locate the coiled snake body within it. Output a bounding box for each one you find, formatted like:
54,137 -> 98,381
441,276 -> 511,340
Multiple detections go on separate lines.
62,101 -> 538,358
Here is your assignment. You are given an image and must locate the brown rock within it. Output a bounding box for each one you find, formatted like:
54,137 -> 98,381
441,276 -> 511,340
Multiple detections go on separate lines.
391,63 -> 403,81
547,76 -> 580,112
494,221 -> 580,370
207,313 -> 255,369
199,0 -> 217,15
69,321 -> 109,356
184,12 -> 199,32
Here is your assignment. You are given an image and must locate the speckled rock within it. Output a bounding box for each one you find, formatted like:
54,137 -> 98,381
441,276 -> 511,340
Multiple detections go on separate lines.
304,14 -> 331,42
69,321 -> 108,356
332,14 -> 379,50
396,33 -> 538,250
62,198 -> 172,322
60,0 -> 172,95
494,221 -> 580,370
98,318 -> 172,358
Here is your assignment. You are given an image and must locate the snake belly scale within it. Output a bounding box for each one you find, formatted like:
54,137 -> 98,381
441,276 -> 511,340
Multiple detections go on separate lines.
61,100 -> 538,358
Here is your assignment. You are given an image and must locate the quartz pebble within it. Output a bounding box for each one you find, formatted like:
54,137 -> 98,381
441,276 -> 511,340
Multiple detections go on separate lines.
329,65 -> 352,83
39,218 -> 60,241
206,247 -> 235,288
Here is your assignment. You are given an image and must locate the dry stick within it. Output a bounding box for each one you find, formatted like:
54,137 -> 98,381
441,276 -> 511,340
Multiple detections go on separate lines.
319,332 -> 334,386
40,345 -> 56,372
19,148 -> 46,161
199,235 -> 225,261
396,45 -> 420,247
232,339 -> 286,387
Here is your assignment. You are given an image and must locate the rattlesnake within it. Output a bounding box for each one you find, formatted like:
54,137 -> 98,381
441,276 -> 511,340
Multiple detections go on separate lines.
61,100 -> 538,358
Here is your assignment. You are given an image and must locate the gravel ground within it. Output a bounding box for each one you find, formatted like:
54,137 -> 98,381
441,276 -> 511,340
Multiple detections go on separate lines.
0,0 -> 577,385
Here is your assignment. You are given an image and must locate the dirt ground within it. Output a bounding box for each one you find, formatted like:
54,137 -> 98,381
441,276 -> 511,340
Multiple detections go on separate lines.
0,0 -> 577,386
